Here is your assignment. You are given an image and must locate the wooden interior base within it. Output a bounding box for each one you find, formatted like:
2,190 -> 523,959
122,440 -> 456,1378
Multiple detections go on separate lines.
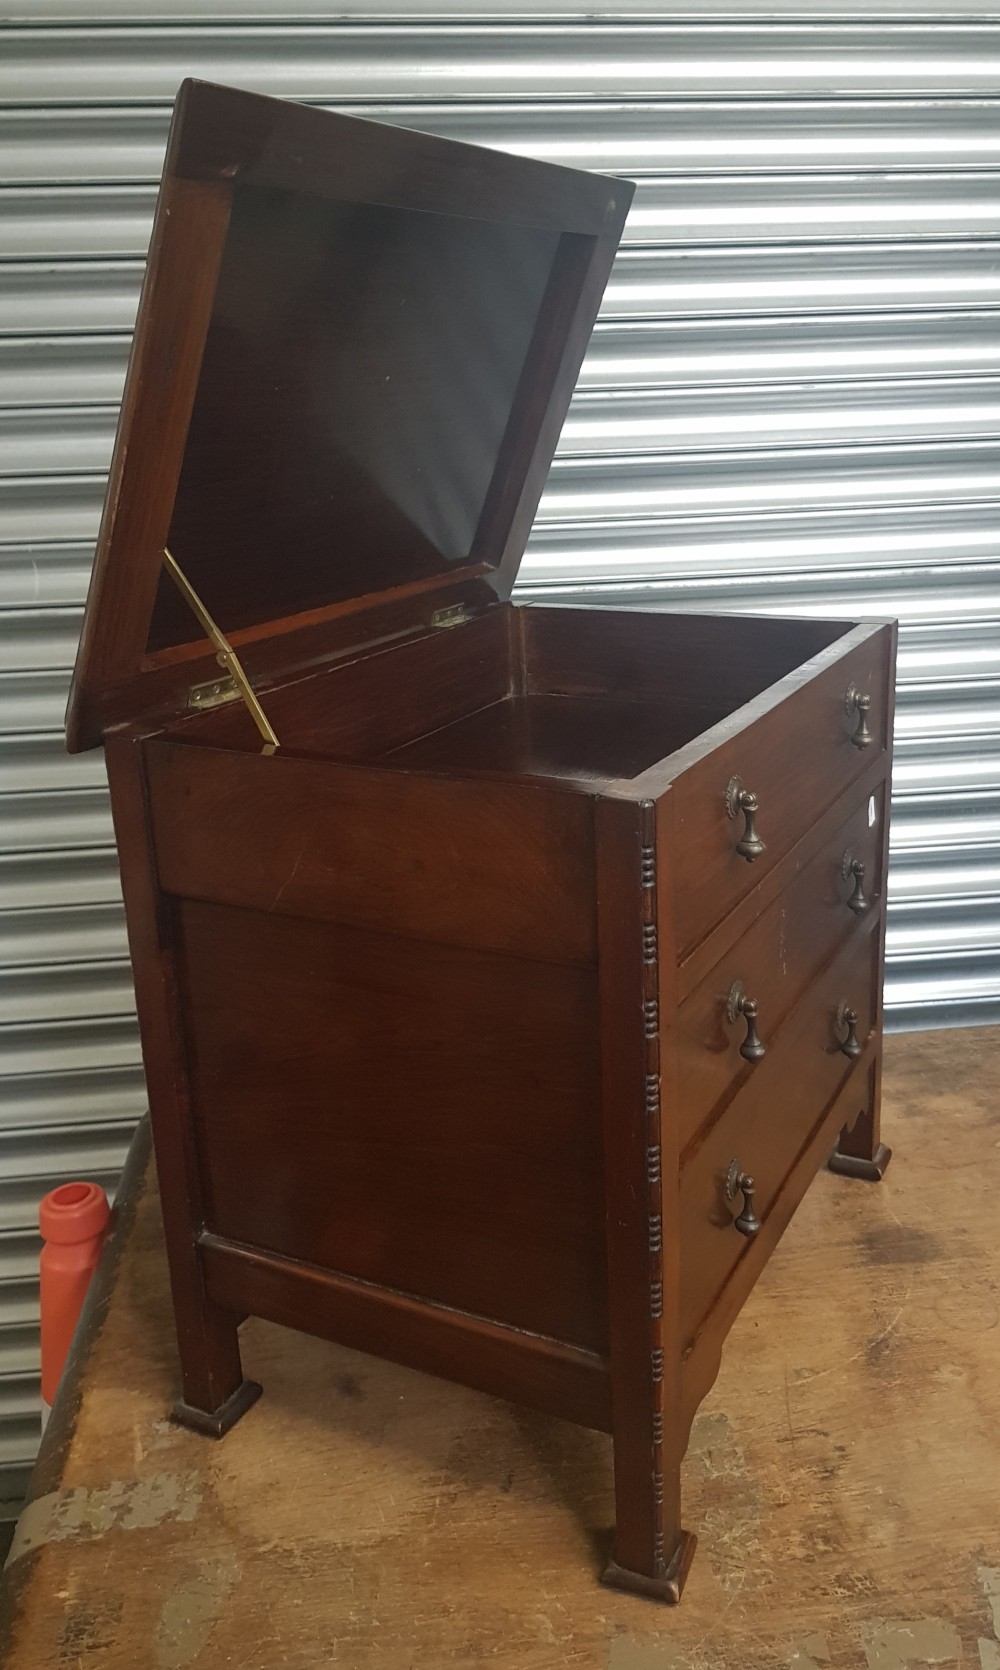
601,1531 -> 698,1605
172,1377 -> 263,1437
827,1142 -> 893,1181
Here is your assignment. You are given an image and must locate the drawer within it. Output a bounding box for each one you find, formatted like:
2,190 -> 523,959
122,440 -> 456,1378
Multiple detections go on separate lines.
675,778 -> 886,1152
678,919 -> 880,1349
670,627 -> 892,959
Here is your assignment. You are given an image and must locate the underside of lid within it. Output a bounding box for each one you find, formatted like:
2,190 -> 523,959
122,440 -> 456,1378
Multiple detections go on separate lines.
66,80 -> 632,751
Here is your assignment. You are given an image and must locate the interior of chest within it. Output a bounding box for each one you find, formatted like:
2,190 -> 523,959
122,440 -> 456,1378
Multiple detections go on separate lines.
139,174 -> 854,784
162,604 -> 854,786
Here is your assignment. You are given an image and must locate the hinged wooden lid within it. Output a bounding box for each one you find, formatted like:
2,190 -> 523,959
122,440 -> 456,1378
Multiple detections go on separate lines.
67,80 -> 632,750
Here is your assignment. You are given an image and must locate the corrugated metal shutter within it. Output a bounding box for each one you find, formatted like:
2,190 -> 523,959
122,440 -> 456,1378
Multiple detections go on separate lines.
1,7 -> 997,1500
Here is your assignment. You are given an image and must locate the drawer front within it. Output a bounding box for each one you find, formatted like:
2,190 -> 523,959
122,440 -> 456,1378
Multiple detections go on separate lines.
675,778 -> 886,1152
671,628 -> 892,959
678,919 -> 880,1348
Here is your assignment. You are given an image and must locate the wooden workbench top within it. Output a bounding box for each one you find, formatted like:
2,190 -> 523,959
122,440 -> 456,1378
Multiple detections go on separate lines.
2,1026 -> 999,1669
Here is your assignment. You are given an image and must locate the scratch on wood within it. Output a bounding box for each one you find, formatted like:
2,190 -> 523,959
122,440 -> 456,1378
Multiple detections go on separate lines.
782,1360 -> 796,1449
5,1472 -> 202,1567
270,842 -> 307,910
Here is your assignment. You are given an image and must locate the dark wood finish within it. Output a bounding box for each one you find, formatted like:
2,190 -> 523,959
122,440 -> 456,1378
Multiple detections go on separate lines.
827,1137 -> 893,1180
830,626 -> 899,1182
103,734 -> 255,1424
679,918 -> 881,1347
675,778 -> 886,1140
678,1052 -> 882,1433
595,796 -> 693,1600
173,1376 -> 262,1438
145,740 -> 597,964
171,79 -> 616,233
663,625 -> 893,958
65,172 -> 232,751
172,604 -> 513,758
380,690 -> 704,782
68,81 -> 897,1605
521,604 -> 847,716
65,81 -> 631,751
675,745 -> 888,997
177,898 -> 606,1348
200,1235 -> 612,1432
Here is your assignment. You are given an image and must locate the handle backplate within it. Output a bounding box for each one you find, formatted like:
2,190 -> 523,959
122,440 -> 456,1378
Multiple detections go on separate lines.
726,979 -> 766,1061
726,1160 -> 761,1238
836,998 -> 863,1059
841,850 -> 870,915
845,683 -> 873,750
725,775 -> 765,862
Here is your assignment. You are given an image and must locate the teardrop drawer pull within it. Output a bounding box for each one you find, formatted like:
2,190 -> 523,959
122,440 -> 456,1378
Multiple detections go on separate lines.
726,1161 -> 761,1238
837,1000 -> 863,1059
727,980 -> 766,1062
725,776 -> 765,862
842,851 -> 870,915
845,684 -> 873,750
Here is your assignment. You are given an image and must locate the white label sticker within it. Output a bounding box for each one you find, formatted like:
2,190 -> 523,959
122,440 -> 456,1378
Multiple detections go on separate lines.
868,795 -> 877,828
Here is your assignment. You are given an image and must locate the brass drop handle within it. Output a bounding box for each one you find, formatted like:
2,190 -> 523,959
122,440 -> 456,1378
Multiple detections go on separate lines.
837,999 -> 863,1059
726,776 -> 765,862
846,684 -> 873,750
727,980 -> 766,1062
842,851 -> 870,915
726,1161 -> 761,1238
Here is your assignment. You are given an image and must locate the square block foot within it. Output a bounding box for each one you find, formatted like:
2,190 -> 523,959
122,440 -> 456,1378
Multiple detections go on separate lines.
828,1142 -> 893,1182
172,1378 -> 262,1437
602,1530 -> 697,1605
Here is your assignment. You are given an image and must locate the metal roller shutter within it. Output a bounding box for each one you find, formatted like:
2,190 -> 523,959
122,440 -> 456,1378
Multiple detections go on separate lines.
1,6 -> 997,1499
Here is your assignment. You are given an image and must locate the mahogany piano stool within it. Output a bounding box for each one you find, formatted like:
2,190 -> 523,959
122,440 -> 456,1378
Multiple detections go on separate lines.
64,80 -> 899,1604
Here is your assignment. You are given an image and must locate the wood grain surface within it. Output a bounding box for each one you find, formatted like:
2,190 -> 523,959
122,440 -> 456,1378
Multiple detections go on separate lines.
3,1026 -> 999,1668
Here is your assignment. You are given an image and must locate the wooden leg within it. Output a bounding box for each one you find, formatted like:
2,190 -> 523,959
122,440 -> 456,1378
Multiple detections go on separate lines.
106,737 -> 262,1438
596,797 -> 695,1605
603,1447 -> 697,1604
828,1056 -> 892,1181
171,1297 -> 262,1436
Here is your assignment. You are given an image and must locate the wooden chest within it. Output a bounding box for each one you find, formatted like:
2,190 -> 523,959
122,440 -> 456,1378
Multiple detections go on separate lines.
66,81 -> 895,1604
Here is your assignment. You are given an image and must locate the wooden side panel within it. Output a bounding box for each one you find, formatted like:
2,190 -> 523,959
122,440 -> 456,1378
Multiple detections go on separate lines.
832,619 -> 898,1174
170,606 -> 513,757
144,741 -> 596,964
176,898 -> 608,1350
201,1237 -> 612,1432
523,606 -> 848,719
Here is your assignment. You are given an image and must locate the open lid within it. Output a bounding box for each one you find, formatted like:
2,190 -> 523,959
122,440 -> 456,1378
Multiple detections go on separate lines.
67,80 -> 632,750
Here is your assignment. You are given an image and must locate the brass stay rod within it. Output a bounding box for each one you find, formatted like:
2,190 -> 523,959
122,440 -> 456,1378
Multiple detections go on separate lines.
163,547 -> 279,750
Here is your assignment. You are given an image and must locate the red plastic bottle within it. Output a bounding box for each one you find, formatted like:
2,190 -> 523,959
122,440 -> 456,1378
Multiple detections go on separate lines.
39,1182 -> 111,1421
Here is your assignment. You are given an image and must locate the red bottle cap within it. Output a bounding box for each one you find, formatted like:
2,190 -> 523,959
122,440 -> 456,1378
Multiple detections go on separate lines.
39,1181 -> 111,1246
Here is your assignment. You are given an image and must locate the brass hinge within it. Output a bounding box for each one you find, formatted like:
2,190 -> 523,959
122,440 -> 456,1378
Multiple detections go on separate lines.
430,602 -> 472,630
163,547 -> 279,752
187,674 -> 242,713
